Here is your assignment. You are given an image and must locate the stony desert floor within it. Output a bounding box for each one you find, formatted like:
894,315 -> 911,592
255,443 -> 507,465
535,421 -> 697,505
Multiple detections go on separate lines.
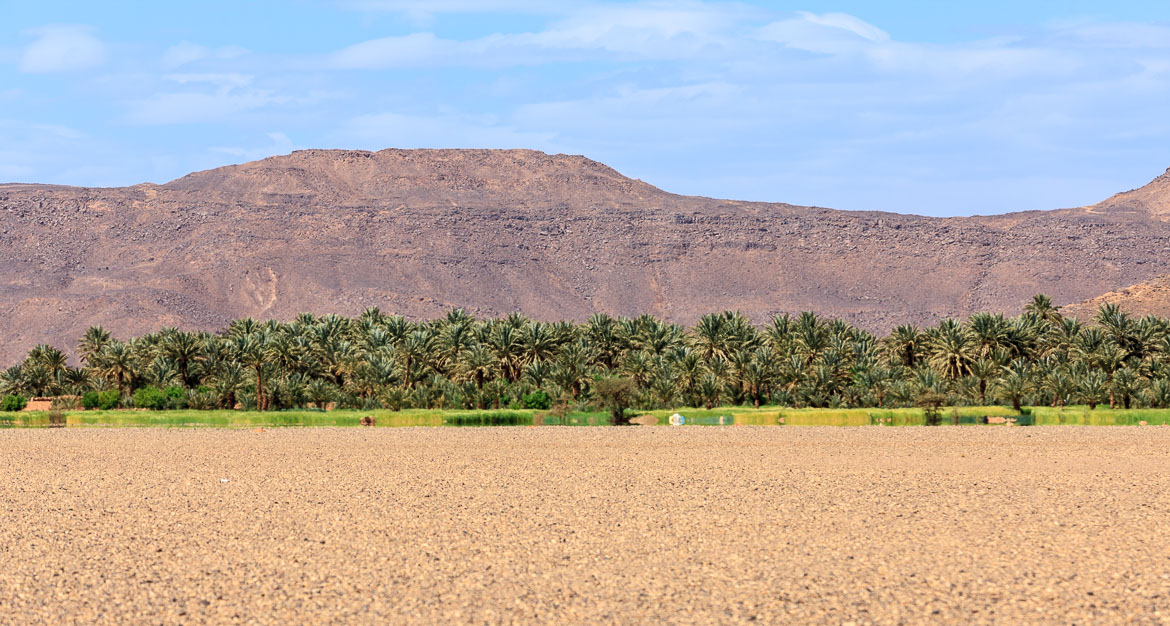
2,427 -> 1169,624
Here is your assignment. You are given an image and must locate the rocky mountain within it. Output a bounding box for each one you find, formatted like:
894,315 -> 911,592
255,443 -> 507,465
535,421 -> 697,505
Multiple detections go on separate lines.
1061,274 -> 1170,320
4,148 -> 1170,364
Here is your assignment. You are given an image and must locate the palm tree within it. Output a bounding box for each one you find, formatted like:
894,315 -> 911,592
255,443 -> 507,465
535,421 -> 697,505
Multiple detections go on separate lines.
487,323 -> 524,383
996,360 -> 1033,412
232,332 -> 270,411
968,358 -> 999,406
885,325 -> 922,369
1111,367 -> 1145,410
968,312 -> 1008,359
77,326 -> 112,367
1075,370 -> 1108,410
521,322 -> 559,366
1044,367 -> 1075,407
0,366 -> 23,396
1024,294 -> 1062,324
928,321 -> 974,380
158,330 -> 204,388
585,313 -> 622,370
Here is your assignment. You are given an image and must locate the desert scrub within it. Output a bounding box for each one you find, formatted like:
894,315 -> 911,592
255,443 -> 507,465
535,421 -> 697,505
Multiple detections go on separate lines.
2,394 -> 28,411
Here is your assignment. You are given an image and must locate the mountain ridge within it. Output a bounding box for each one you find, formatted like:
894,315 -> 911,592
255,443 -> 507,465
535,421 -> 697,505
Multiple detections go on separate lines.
3,148 -> 1170,364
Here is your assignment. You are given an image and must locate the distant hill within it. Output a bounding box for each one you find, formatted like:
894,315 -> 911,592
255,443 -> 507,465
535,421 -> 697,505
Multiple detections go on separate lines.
4,148 -> 1170,363
1061,274 -> 1170,320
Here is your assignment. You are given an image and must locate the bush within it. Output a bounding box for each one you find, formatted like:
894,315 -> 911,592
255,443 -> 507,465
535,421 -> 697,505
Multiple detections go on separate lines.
97,390 -> 120,410
47,410 -> 66,427
915,391 -> 947,426
186,389 -> 216,411
132,386 -> 168,410
522,390 -> 551,410
164,385 -> 187,410
593,376 -> 636,425
51,396 -> 82,410
1,394 -> 28,412
382,389 -> 406,411
81,390 -> 101,409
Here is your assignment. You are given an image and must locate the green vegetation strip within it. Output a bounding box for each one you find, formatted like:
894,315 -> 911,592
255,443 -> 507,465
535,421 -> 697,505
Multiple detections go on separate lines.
4,406 -> 1170,428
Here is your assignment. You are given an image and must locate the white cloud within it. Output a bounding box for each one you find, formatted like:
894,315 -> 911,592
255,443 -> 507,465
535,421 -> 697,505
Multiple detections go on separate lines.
164,73 -> 255,88
162,42 -> 248,68
211,132 -> 296,160
331,33 -> 459,68
757,12 -> 889,55
798,12 -> 889,43
19,25 -> 108,73
126,90 -> 284,125
336,111 -> 557,149
340,0 -> 575,24
0,120 -> 89,183
329,1 -> 754,68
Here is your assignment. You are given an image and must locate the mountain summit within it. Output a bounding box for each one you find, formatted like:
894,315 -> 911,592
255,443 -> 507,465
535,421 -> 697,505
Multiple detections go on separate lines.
3,149 -> 1170,363
162,149 -> 667,208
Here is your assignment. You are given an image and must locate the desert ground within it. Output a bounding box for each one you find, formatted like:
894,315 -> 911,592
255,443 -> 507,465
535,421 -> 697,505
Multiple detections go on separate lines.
2,426 -> 1169,624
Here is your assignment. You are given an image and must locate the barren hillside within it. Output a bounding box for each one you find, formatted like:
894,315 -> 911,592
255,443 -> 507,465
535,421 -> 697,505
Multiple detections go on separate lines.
1061,274 -> 1170,320
3,148 -> 1170,363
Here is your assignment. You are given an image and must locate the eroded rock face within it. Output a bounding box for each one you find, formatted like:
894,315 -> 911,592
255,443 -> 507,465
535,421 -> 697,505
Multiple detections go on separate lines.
1061,274 -> 1170,320
3,148 -> 1170,363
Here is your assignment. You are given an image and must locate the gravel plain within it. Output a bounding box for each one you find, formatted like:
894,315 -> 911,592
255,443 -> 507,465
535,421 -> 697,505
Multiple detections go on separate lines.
2,426 -> 1170,624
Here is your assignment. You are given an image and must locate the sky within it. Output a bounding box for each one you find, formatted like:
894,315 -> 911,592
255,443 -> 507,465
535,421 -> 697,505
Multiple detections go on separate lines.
3,1 -> 1170,216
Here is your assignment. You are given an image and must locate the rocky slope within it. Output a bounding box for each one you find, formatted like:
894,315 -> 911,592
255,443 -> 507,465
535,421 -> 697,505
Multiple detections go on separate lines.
3,148 -> 1170,363
1061,274 -> 1170,320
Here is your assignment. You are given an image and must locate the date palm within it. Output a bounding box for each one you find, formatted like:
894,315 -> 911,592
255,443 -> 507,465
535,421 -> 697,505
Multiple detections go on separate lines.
487,323 -> 524,383
1111,367 -> 1144,410
1044,367 -> 1076,407
159,330 -> 203,387
996,360 -> 1033,413
77,326 -> 112,367
584,313 -> 622,370
1075,370 -> 1108,410
1024,293 -> 1062,325
928,321 -> 974,380
885,324 -> 922,369
521,322 -> 559,365
232,332 -> 270,411
968,358 -> 999,405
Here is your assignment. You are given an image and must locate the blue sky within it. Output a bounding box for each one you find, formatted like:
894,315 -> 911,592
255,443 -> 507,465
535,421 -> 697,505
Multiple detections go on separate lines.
3,1 -> 1170,216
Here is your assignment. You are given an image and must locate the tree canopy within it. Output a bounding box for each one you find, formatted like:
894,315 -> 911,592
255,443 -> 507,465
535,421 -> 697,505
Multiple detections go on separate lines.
3,300 -> 1170,413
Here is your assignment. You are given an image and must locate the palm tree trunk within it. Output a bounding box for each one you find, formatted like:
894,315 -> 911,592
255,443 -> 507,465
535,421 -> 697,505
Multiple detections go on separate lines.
255,367 -> 264,411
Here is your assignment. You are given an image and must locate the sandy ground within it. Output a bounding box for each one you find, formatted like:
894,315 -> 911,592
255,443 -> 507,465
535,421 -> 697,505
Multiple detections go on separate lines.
2,427 -> 1170,624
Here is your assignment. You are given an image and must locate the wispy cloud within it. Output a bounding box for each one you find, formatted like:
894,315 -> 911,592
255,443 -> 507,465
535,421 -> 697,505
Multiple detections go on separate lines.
329,1 -> 756,68
19,24 -> 107,73
211,131 -> 296,160
336,111 -> 557,149
339,0 -> 577,24
162,42 -> 248,68
8,1 -> 1170,214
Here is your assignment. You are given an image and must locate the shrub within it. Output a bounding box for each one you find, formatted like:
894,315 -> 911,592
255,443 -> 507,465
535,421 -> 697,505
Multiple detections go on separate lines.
382,389 -> 406,412
81,390 -> 101,409
915,391 -> 947,426
47,410 -> 66,427
1,394 -> 28,412
164,385 -> 187,410
132,386 -> 168,410
97,390 -> 120,410
593,376 -> 636,425
522,390 -> 551,410
186,389 -> 216,411
51,396 -> 82,410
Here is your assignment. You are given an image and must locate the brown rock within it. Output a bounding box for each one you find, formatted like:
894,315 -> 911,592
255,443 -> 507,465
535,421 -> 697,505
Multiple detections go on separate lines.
4,149 -> 1170,363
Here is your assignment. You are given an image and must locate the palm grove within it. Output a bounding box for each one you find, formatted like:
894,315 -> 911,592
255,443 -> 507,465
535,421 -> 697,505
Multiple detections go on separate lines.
3,296 -> 1170,417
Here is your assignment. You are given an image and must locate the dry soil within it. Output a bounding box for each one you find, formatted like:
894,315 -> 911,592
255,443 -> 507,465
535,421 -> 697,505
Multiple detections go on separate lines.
2,426 -> 1169,624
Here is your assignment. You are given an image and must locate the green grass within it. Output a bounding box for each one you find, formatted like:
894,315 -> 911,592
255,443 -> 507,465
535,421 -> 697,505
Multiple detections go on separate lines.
3,405 -> 1169,428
